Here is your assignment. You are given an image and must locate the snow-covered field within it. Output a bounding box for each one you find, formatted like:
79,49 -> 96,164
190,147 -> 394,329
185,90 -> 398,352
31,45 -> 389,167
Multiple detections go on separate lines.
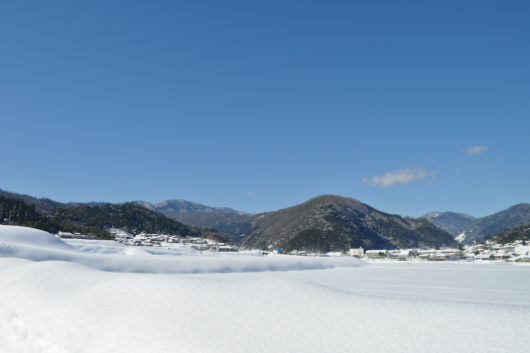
1,226 -> 529,353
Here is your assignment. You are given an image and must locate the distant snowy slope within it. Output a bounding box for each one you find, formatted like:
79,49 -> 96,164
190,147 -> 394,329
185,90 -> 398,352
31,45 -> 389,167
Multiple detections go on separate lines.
420,212 -> 476,235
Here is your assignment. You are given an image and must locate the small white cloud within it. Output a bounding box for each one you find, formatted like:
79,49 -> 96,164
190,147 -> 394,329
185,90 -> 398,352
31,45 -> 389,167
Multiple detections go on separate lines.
463,146 -> 488,156
363,168 -> 437,188
245,191 -> 256,196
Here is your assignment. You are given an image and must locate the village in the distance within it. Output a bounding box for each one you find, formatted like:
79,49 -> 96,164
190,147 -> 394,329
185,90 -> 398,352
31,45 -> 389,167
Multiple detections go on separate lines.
55,227 -> 530,263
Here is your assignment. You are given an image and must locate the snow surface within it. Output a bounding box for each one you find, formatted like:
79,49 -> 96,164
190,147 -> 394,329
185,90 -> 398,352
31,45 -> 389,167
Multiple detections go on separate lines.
0,226 -> 364,274
1,225 -> 530,353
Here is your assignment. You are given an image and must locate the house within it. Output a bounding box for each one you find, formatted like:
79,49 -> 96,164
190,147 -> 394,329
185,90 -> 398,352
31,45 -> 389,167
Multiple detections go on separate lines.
191,244 -> 209,251
58,231 -> 75,238
397,250 -> 412,261
218,245 -> 238,252
428,253 -> 447,261
349,248 -> 364,257
365,250 -> 388,258
492,252 -> 511,260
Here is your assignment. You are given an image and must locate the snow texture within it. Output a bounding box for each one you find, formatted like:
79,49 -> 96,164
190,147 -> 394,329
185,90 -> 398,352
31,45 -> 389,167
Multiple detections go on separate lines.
1,225 -> 529,353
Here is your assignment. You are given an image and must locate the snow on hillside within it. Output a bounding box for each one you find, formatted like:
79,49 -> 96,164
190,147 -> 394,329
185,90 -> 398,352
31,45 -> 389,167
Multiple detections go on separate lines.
1,225 -> 529,353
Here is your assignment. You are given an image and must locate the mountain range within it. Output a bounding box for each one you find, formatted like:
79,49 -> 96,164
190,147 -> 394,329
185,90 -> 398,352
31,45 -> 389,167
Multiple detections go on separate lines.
2,187 -> 529,248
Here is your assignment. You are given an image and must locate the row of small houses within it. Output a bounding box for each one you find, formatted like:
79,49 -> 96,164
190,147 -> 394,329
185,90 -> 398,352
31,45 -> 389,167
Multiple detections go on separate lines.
57,230 -> 238,252
108,229 -> 239,251
349,248 -> 420,260
116,235 -> 239,252
348,245 -> 530,262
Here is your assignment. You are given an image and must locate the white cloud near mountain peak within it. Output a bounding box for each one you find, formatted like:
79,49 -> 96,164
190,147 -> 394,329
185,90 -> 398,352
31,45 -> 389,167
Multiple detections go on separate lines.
463,146 -> 488,156
363,168 -> 437,188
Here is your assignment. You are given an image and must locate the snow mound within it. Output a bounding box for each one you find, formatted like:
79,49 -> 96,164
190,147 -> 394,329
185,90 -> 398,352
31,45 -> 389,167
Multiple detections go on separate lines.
0,225 -> 74,251
0,226 -> 366,274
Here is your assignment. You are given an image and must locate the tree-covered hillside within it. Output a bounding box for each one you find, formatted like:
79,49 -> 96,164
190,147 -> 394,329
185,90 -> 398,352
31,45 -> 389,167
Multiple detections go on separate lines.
0,189 -> 64,211
491,223 -> 530,244
241,195 -> 457,252
1,196 -> 231,243
48,203 -> 192,236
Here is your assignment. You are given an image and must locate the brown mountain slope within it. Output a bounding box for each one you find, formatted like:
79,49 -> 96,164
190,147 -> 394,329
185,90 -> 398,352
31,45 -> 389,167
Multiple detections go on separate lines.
240,195 -> 456,252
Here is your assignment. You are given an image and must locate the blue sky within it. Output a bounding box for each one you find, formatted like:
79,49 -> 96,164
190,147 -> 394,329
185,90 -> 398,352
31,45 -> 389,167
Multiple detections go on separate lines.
1,1 -> 529,217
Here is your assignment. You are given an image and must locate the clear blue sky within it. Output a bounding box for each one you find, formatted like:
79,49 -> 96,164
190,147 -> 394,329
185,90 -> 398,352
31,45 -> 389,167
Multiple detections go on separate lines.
1,1 -> 529,218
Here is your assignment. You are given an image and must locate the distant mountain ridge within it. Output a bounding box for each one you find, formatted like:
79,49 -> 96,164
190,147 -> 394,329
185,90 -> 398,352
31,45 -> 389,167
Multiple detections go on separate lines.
420,212 -> 476,235
131,199 -> 247,215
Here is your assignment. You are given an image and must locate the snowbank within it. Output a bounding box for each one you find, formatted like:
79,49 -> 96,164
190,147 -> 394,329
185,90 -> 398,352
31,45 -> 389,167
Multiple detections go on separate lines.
0,226 -> 365,274
0,226 -> 74,251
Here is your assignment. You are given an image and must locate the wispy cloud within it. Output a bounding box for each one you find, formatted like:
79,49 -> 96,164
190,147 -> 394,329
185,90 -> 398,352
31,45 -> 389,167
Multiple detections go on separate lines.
245,191 -> 256,196
363,168 -> 437,188
463,146 -> 488,156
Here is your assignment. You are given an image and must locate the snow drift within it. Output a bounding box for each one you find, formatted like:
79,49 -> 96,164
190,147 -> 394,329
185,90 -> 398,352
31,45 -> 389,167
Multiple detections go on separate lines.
0,225 -> 365,274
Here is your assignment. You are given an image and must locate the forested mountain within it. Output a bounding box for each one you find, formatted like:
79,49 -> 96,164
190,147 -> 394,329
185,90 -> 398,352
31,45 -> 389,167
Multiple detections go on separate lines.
46,202 -> 231,242
239,195 -> 456,252
1,195 -> 231,243
452,204 -> 530,244
420,212 -> 476,235
491,223 -> 530,244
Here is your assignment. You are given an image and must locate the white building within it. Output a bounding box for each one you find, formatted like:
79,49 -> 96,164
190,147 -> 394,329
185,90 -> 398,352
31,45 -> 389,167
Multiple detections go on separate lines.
349,248 -> 364,257
365,250 -> 388,258
58,231 -> 75,238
